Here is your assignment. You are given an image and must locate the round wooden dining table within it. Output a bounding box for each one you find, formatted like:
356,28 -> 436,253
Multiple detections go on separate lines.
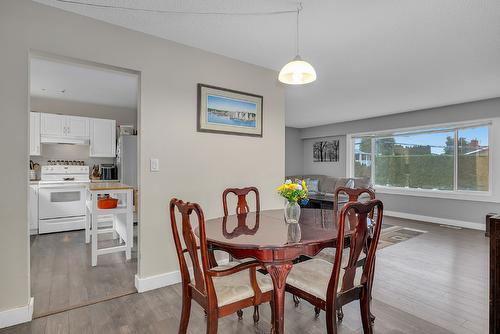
204,208 -> 342,334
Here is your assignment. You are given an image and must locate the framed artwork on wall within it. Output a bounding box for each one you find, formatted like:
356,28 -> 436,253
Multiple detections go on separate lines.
197,84 -> 263,137
313,140 -> 339,162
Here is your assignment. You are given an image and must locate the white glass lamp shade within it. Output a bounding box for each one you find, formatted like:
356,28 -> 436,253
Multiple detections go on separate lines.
278,56 -> 317,85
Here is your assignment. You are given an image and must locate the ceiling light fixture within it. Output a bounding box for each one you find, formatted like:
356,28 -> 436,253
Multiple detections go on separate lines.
278,3 -> 316,85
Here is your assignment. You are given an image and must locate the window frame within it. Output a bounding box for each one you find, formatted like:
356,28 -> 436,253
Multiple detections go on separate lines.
346,119 -> 496,203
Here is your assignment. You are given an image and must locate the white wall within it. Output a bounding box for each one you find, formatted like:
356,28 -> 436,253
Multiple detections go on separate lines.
0,0 -> 284,315
285,127 -> 303,176
302,136 -> 346,177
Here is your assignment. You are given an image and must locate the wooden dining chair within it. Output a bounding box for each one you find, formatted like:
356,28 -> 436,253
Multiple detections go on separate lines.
302,186 -> 377,319
334,186 -> 376,218
222,186 -> 260,216
285,199 -> 384,334
222,186 -> 261,322
169,198 -> 274,334
334,186 -> 377,322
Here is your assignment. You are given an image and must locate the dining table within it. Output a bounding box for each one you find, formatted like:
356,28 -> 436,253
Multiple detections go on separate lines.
203,208 -> 347,334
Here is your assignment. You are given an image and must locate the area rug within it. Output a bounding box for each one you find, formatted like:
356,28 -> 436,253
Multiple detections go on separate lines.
314,224 -> 427,262
377,225 -> 427,250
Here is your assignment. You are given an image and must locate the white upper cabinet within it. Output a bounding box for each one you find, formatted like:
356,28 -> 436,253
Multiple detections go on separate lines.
41,113 -> 65,137
66,116 -> 89,138
38,113 -> 115,155
30,112 -> 41,156
40,113 -> 89,140
90,118 -> 116,157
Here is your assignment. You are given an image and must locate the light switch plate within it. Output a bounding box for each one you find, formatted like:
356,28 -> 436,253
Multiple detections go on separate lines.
150,158 -> 160,172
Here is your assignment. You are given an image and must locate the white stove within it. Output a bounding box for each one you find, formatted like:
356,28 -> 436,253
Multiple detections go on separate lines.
38,165 -> 90,234
40,165 -> 90,184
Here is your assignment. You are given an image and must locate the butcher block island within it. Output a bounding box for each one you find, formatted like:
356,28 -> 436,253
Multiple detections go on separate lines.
86,182 -> 134,266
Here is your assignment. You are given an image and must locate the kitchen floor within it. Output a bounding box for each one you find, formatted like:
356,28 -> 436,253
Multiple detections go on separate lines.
30,227 -> 137,318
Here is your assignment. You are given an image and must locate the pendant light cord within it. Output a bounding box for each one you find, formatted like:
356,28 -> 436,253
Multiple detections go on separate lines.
296,2 -> 303,56
53,0 -> 297,16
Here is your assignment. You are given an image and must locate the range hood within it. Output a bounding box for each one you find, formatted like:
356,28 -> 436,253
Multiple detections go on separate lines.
41,136 -> 89,145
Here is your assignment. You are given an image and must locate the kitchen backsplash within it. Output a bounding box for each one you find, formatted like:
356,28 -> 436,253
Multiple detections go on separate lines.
30,143 -> 114,178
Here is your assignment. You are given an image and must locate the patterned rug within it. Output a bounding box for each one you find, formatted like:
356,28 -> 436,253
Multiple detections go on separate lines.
377,224 -> 427,250
315,224 -> 427,262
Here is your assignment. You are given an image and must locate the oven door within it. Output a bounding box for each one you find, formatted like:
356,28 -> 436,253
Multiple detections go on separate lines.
39,185 -> 86,219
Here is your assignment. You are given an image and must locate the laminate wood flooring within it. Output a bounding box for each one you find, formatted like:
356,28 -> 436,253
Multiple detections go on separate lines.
29,228 -> 137,318
4,218 -> 488,333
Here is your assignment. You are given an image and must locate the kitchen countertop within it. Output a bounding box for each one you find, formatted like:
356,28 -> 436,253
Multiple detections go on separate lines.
88,182 -> 134,191
90,179 -> 120,183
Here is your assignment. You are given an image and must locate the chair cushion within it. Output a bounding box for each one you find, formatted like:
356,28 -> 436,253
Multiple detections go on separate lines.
211,262 -> 273,307
314,248 -> 366,264
286,258 -> 363,301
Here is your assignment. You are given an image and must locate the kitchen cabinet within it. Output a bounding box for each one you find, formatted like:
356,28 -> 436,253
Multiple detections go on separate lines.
41,113 -> 66,137
38,113 -> 116,156
66,116 -> 89,138
40,113 -> 89,141
30,112 -> 41,156
90,118 -> 116,157
29,184 -> 39,234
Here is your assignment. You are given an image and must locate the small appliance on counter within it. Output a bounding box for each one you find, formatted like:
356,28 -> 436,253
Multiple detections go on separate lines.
29,160 -> 40,180
100,164 -> 117,180
91,165 -> 101,180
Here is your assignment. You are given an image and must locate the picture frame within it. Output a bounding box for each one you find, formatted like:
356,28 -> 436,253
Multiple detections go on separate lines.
313,140 -> 339,162
197,83 -> 263,137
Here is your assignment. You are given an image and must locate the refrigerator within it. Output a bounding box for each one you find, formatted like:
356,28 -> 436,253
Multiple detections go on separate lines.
116,135 -> 137,188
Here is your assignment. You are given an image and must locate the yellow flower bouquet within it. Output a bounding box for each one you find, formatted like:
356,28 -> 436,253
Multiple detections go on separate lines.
277,179 -> 309,204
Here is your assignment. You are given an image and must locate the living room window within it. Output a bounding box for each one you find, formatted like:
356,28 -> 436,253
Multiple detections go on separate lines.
350,122 -> 490,196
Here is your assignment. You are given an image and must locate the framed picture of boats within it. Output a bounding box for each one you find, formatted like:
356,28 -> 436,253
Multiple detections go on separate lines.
197,84 -> 263,137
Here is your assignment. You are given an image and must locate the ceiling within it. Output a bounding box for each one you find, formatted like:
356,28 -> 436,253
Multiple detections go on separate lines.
34,0 -> 500,127
30,57 -> 138,109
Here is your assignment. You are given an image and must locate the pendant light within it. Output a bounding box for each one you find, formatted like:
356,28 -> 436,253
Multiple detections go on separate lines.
278,3 -> 316,85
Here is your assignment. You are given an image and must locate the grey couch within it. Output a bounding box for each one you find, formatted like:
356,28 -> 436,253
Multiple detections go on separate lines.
285,174 -> 372,196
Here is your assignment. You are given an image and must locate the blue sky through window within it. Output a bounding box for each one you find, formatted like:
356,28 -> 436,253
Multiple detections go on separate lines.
381,126 -> 488,155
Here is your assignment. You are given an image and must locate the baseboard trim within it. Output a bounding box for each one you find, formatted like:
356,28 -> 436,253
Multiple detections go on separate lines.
135,258 -> 229,293
0,297 -> 34,329
384,210 -> 484,231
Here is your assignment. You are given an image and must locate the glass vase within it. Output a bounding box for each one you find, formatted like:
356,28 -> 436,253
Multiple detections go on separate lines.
284,200 -> 301,224
287,223 -> 302,243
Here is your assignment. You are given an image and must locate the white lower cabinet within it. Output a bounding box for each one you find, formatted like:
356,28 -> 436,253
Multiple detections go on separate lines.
29,184 -> 39,234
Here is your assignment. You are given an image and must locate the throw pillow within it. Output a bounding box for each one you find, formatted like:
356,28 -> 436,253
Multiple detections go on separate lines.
306,178 -> 320,193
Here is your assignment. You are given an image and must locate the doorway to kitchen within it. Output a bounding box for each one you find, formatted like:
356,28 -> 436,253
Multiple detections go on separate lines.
28,52 -> 140,318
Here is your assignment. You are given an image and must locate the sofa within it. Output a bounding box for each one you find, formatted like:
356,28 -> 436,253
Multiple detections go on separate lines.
285,174 -> 372,195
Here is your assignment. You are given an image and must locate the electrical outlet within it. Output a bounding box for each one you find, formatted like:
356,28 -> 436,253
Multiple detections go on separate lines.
150,158 -> 160,172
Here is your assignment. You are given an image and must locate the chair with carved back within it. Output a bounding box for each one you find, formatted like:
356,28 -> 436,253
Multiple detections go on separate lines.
301,187 -> 377,319
221,186 -> 261,322
333,186 -> 377,322
169,198 -> 274,334
334,186 -> 376,219
285,199 -> 384,334
222,187 -> 260,216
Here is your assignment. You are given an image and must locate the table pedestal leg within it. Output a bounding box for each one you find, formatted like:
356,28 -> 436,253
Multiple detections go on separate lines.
265,262 -> 293,334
